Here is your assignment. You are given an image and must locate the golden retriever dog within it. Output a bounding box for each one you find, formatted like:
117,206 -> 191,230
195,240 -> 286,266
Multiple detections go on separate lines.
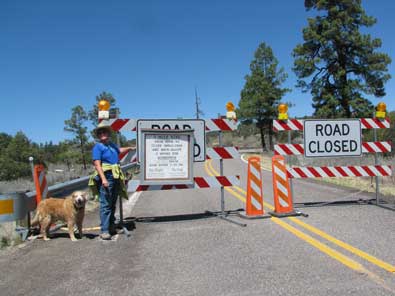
31,191 -> 87,241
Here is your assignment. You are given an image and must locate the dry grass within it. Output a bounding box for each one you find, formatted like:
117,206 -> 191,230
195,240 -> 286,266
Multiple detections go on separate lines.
0,163 -> 92,194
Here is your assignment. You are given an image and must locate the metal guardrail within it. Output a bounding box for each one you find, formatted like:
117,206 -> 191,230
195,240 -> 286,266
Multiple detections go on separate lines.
24,163 -> 137,211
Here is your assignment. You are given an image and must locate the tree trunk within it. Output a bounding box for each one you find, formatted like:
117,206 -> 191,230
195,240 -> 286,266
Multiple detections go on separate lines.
268,123 -> 274,151
259,126 -> 267,151
337,44 -> 351,118
79,137 -> 87,170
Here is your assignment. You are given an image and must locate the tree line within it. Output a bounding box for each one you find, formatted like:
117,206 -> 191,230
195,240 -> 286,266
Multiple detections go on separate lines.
0,91 -> 132,181
238,0 -> 391,151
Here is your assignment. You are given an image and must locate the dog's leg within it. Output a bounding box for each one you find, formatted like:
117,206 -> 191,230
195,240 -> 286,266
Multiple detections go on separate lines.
77,211 -> 85,239
41,216 -> 51,241
67,221 -> 77,242
77,220 -> 83,239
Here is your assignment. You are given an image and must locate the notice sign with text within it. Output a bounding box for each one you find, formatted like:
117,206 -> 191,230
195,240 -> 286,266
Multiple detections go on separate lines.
304,119 -> 362,158
141,130 -> 194,185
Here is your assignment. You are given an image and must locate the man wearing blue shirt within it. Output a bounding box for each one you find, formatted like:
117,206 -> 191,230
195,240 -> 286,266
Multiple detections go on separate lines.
92,123 -> 135,240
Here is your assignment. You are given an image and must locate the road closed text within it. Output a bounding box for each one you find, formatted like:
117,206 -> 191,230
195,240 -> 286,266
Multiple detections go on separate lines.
304,120 -> 362,158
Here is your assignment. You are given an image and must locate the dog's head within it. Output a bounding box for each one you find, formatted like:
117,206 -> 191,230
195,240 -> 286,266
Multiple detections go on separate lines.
72,191 -> 87,209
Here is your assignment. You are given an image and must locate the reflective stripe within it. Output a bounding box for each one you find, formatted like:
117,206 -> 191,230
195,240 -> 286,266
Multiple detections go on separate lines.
251,197 -> 262,210
0,199 -> 13,215
251,181 -> 261,196
250,165 -> 261,180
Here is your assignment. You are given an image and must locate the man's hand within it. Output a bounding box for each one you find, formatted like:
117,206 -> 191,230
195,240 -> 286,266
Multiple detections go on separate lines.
102,178 -> 109,188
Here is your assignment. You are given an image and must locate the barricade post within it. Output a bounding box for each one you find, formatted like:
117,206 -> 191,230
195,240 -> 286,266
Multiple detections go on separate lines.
33,164 -> 48,205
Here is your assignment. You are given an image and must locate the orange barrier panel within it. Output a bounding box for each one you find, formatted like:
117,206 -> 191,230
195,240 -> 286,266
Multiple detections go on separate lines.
33,164 -> 48,204
238,156 -> 265,218
270,155 -> 298,218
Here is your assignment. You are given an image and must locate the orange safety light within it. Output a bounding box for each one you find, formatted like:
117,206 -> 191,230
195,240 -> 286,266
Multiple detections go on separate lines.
98,100 -> 111,111
98,100 -> 110,120
226,101 -> 237,120
278,103 -> 288,120
376,102 -> 386,119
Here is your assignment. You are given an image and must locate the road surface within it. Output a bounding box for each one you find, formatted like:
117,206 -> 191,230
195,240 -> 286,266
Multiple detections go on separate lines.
0,157 -> 395,295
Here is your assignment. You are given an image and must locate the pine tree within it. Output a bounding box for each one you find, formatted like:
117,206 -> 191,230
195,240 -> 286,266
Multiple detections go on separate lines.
238,42 -> 289,150
293,0 -> 391,118
64,106 -> 89,169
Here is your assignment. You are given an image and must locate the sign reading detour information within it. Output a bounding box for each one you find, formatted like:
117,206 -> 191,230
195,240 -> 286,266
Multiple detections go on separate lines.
143,131 -> 193,184
304,119 -> 362,158
137,119 -> 205,162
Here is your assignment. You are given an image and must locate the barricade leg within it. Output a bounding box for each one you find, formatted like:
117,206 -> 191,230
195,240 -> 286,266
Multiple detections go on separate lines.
270,155 -> 307,218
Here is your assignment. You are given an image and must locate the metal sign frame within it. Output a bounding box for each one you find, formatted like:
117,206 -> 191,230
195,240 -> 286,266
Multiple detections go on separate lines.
303,119 -> 362,158
140,129 -> 194,186
136,119 -> 206,163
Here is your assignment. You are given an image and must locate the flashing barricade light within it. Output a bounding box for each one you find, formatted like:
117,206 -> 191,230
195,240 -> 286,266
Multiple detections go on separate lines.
375,102 -> 386,119
98,100 -> 110,120
278,103 -> 288,120
226,101 -> 237,120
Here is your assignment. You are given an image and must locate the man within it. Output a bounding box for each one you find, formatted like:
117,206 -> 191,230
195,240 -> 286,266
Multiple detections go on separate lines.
90,122 -> 135,240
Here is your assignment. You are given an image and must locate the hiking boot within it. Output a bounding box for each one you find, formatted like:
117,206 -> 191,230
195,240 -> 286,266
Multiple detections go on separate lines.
100,233 -> 111,240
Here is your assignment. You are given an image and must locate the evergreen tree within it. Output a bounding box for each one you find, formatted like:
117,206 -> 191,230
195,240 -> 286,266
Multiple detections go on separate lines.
64,106 -> 89,169
0,132 -> 33,180
88,91 -> 127,144
88,91 -> 117,127
293,0 -> 391,118
238,42 -> 289,150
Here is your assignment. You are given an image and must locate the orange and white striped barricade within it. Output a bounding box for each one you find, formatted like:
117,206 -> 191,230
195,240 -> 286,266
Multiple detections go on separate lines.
272,117 -> 392,207
238,157 -> 270,219
33,164 -> 48,205
270,155 -> 305,218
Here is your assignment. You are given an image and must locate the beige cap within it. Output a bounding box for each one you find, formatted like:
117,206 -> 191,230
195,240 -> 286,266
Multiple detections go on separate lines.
94,121 -> 113,137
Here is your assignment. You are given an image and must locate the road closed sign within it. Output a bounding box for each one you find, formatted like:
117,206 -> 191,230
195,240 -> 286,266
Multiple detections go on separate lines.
304,119 -> 362,158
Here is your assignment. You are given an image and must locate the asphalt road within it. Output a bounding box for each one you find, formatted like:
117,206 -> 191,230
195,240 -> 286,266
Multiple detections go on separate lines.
1,157 -> 395,295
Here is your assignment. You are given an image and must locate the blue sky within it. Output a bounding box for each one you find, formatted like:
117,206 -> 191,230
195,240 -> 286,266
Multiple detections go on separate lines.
1,0 -> 394,143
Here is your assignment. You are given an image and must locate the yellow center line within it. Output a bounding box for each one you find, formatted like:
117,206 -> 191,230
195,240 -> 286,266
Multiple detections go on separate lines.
205,159 -> 395,274
271,217 -> 365,272
289,217 -> 395,273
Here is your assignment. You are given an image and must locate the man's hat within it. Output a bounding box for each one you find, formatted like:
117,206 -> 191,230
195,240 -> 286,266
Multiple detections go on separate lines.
94,121 -> 113,136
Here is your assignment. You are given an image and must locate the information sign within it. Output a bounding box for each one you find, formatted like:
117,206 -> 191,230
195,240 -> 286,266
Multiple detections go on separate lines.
140,129 -> 194,185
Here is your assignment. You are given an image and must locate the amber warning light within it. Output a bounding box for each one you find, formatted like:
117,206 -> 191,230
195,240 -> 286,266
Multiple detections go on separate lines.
226,102 -> 236,120
98,100 -> 110,120
375,102 -> 386,119
278,103 -> 288,120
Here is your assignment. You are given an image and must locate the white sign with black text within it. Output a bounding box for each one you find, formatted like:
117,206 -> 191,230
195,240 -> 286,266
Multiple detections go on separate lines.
137,119 -> 206,162
140,130 -> 194,185
304,119 -> 362,158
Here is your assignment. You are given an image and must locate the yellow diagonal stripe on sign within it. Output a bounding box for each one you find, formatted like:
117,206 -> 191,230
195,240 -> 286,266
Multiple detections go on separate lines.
0,199 -> 14,215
